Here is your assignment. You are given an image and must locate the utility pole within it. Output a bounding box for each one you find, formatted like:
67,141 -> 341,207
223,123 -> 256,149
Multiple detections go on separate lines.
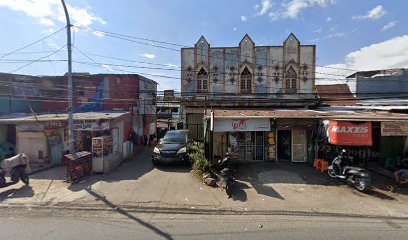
61,0 -> 75,154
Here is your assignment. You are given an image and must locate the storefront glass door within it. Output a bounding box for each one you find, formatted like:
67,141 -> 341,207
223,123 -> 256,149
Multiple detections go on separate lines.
229,131 -> 265,161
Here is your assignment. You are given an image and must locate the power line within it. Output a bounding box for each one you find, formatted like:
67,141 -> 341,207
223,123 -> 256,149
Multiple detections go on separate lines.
0,27 -> 66,60
10,45 -> 67,73
76,26 -> 359,73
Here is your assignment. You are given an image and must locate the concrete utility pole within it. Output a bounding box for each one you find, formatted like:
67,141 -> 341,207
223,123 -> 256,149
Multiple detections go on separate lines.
61,0 -> 75,154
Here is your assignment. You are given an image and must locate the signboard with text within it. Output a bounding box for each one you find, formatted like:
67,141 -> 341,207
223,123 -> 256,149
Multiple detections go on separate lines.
73,120 -> 110,131
328,121 -> 372,146
213,118 -> 271,132
381,122 -> 408,136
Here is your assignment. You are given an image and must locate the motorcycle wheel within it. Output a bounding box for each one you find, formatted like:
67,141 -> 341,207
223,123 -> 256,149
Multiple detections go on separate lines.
354,177 -> 367,192
327,168 -> 337,178
20,172 -> 29,185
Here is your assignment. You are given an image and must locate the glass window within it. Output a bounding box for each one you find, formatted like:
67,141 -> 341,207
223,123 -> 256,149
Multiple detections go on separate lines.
240,67 -> 252,93
197,68 -> 208,91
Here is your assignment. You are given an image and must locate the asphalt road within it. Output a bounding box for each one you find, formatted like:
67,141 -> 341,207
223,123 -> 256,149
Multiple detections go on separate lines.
0,207 -> 407,240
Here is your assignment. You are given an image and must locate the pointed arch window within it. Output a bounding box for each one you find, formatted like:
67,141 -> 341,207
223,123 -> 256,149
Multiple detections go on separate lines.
197,67 -> 208,91
285,66 -> 297,93
240,67 -> 252,94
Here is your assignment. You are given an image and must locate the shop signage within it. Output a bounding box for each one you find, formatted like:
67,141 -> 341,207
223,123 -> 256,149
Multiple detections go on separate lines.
381,122 -> 408,136
213,118 -> 271,132
73,120 -> 110,131
328,121 -> 372,146
43,120 -> 65,129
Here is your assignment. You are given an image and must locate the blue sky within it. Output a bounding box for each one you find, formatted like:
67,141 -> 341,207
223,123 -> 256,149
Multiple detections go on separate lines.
0,0 -> 407,90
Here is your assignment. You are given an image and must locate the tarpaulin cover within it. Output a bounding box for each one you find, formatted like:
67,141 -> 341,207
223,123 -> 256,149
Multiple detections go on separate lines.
76,80 -> 104,112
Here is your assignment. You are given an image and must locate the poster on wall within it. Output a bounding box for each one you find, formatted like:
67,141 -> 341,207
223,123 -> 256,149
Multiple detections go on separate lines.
381,122 -> 408,136
327,121 -> 372,146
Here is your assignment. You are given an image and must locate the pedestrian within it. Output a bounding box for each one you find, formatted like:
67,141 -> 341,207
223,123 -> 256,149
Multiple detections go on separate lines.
393,168 -> 408,184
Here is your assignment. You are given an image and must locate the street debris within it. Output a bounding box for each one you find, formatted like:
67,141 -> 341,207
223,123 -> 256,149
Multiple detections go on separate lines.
203,177 -> 216,186
258,224 -> 263,228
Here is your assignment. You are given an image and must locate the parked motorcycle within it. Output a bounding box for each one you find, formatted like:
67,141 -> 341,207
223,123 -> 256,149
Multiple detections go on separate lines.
0,153 -> 30,188
327,150 -> 371,192
210,153 -> 235,198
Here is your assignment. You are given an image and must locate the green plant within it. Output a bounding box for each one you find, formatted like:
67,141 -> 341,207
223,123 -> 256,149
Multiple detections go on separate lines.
188,147 -> 210,178
188,144 -> 204,155
192,154 -> 210,177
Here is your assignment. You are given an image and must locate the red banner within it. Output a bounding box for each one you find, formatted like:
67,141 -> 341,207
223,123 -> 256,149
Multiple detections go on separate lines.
328,121 -> 372,146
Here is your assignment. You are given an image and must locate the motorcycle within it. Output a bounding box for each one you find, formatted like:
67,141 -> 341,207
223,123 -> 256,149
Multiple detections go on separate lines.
327,150 -> 371,192
0,153 -> 30,188
210,153 -> 235,198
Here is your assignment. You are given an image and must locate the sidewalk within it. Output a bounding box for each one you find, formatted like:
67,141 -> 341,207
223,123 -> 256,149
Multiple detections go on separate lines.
1,148 -> 408,218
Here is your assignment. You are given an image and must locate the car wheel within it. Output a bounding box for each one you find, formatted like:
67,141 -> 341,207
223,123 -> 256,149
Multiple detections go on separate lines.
152,159 -> 158,166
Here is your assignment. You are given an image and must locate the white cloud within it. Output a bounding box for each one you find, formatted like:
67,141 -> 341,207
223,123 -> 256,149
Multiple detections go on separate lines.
0,0 -> 106,29
317,35 -> 408,84
142,53 -> 155,59
233,27 -> 237,32
352,5 -> 386,20
326,16 -> 332,22
308,38 -> 320,43
269,0 -> 336,21
326,32 -> 345,38
241,15 -> 247,21
39,18 -> 55,26
165,63 -> 178,68
314,28 -> 322,33
255,0 -> 272,16
382,21 -> 398,31
101,64 -> 112,71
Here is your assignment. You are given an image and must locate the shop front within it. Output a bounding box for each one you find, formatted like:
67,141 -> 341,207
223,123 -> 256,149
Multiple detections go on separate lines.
208,110 -> 318,163
377,121 -> 408,170
318,120 -> 374,165
2,111 -> 132,173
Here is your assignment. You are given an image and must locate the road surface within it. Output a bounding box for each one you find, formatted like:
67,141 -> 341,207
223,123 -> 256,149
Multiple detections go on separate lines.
0,207 -> 406,240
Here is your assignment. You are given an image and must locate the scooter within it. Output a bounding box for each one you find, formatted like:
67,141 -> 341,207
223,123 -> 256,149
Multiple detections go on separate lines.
0,165 -> 29,188
327,150 -> 371,192
210,153 -> 234,198
0,153 -> 30,188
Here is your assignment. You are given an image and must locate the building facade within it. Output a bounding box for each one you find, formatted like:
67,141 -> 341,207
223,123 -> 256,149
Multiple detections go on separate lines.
346,68 -> 408,104
181,34 -> 316,141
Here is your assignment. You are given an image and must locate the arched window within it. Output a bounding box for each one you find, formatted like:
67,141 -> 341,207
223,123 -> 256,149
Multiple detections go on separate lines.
240,67 -> 252,94
285,66 -> 297,93
197,67 -> 208,91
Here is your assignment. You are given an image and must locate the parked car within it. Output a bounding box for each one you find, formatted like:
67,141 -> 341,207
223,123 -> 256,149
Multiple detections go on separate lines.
151,130 -> 189,166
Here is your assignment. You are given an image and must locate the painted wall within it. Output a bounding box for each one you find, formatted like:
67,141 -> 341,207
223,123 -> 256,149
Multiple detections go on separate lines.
356,70 -> 408,99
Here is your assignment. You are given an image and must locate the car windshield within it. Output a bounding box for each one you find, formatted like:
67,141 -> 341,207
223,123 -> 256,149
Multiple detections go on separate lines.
160,131 -> 187,144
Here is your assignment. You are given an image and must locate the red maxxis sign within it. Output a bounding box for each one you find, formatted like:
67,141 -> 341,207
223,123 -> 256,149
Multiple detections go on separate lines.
328,121 -> 372,146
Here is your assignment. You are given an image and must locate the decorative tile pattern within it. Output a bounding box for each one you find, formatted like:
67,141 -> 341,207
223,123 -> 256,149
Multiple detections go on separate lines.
229,77 -> 235,83
186,65 -> 193,83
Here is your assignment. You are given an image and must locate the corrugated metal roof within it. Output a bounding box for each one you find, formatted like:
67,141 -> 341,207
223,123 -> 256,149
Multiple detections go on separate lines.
0,111 -> 130,123
316,84 -> 360,106
212,109 -> 408,121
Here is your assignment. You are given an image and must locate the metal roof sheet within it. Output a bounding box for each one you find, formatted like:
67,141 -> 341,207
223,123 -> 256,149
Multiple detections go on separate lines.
0,111 -> 130,124
211,109 -> 408,121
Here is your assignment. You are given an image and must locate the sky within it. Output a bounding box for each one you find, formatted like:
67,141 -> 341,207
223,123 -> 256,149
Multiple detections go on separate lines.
0,0 -> 407,91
